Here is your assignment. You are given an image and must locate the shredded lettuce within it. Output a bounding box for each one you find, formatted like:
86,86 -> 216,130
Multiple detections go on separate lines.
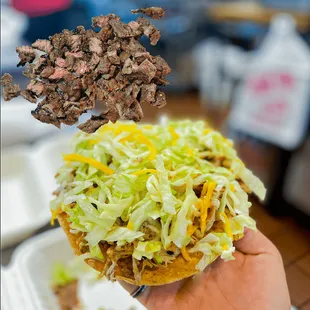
169,178 -> 198,247
51,262 -> 77,287
51,120 -> 266,272
133,241 -> 162,260
190,232 -> 235,271
104,227 -> 144,246
155,156 -> 178,214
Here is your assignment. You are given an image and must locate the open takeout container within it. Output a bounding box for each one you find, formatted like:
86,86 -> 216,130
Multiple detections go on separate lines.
1,134 -> 71,248
1,228 -> 145,310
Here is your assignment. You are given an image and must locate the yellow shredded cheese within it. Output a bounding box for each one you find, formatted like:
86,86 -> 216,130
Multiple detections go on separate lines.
221,212 -> 233,238
97,124 -> 114,135
136,135 -> 156,160
203,128 -> 212,134
194,199 -> 201,211
230,184 -> 235,192
114,124 -> 138,135
200,181 -> 216,233
127,221 -> 134,230
222,244 -> 229,250
119,131 -> 156,161
201,182 -> 209,198
187,225 -> 198,236
142,125 -> 153,130
132,169 -> 157,176
233,233 -> 244,241
168,126 -> 179,144
63,154 -> 114,175
50,206 -> 61,225
87,139 -> 100,147
181,246 -> 191,261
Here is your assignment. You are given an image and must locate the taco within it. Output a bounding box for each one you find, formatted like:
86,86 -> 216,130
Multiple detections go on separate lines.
51,120 -> 266,285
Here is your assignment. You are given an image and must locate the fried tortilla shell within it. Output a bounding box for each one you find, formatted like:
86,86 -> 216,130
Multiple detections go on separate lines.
58,212 -> 205,285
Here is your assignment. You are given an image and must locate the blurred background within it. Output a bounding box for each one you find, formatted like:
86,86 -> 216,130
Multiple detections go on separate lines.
1,0 -> 310,309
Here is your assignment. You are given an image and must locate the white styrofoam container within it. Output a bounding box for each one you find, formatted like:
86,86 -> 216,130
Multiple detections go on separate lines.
1,146 -> 50,248
1,134 -> 72,248
2,228 -> 146,310
31,134 -> 72,207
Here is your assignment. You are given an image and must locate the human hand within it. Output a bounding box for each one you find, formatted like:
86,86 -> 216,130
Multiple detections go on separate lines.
121,229 -> 291,310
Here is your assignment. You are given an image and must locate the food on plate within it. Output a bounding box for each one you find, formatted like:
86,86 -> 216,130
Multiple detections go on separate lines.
51,120 -> 266,285
51,262 -> 81,310
0,7 -> 170,133
51,257 -> 100,310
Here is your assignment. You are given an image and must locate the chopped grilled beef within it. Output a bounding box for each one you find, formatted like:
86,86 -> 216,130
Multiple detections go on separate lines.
1,7 -> 170,132
0,73 -> 21,100
131,7 -> 165,20
16,46 -> 36,67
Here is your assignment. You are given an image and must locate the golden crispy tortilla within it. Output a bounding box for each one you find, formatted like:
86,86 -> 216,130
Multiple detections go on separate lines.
58,212 -> 204,285
58,212 -> 87,255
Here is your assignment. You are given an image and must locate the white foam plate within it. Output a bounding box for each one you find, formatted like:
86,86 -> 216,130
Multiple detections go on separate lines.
31,134 -> 72,207
1,146 -> 49,248
1,134 -> 72,248
2,228 -> 146,310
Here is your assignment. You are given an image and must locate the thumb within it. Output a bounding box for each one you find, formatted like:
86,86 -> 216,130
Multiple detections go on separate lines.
234,228 -> 278,256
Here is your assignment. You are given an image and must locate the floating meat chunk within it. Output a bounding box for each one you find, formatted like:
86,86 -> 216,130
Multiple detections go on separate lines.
89,53 -> 100,70
67,35 -> 81,52
122,58 -> 135,75
154,90 -> 166,108
1,73 -> 13,86
40,66 -> 55,78
31,93 -> 65,128
124,59 -> 156,83
49,68 -> 69,80
16,46 -> 36,66
96,56 -> 111,74
92,14 -> 118,28
78,114 -> 109,133
137,17 -> 161,45
33,56 -> 49,74
50,33 -> 67,51
121,37 -> 146,55
74,60 -> 89,76
119,102 -> 143,122
0,74 -> 21,101
32,39 -> 53,53
119,51 -> 130,63
153,56 -> 171,76
131,7 -> 165,20
65,51 -> 84,59
62,101 -> 82,125
128,21 -> 143,36
109,19 -> 135,38
140,83 -> 156,105
21,89 -> 37,103
134,51 -> 151,64
23,64 -> 36,79
137,59 -> 157,82
55,58 -> 68,68
27,80 -> 45,96
107,49 -> 120,65
2,84 -> 21,101
89,37 -> 103,55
